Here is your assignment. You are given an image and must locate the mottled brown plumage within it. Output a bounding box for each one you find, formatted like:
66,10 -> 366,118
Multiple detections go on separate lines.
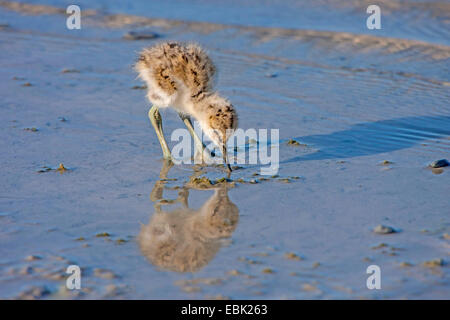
136,42 -> 216,101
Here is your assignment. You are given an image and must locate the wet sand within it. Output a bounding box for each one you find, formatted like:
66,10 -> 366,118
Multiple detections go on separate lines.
0,1 -> 449,299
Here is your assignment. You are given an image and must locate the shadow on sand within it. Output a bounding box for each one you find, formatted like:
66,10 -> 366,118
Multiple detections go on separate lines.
283,115 -> 450,163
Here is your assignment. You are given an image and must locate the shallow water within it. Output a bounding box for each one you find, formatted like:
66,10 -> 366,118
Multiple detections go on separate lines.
0,1 -> 449,299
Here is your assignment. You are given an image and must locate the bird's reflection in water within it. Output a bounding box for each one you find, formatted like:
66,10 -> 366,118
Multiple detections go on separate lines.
138,161 -> 239,272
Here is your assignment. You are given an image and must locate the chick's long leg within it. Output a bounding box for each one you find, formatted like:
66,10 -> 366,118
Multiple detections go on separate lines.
148,105 -> 171,160
178,113 -> 214,161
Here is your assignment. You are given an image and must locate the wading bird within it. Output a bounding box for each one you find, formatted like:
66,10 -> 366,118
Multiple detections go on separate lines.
135,42 -> 238,171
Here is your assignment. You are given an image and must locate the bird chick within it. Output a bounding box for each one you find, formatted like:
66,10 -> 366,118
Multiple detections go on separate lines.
135,42 -> 238,171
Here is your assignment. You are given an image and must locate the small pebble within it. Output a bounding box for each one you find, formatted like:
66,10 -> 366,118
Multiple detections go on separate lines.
227,269 -> 242,276
123,31 -> 159,40
302,284 -> 318,292
423,258 -> 444,268
115,239 -> 127,244
25,255 -> 42,261
37,166 -> 52,173
96,232 -> 111,237
104,284 -> 121,297
399,262 -> 413,267
93,268 -> 117,279
284,252 -> 303,261
429,159 -> 449,168
373,225 -> 398,234
371,243 -> 388,249
61,68 -> 79,73
287,139 -> 300,146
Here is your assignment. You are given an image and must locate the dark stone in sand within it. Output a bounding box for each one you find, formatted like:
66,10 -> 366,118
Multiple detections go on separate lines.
429,159 -> 449,168
123,31 -> 159,40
